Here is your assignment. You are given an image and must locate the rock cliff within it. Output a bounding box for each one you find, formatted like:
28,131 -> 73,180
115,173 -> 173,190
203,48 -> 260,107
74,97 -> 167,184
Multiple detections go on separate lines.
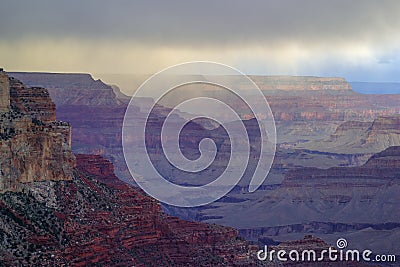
0,72 -> 74,192
0,69 -> 10,112
9,72 -> 126,106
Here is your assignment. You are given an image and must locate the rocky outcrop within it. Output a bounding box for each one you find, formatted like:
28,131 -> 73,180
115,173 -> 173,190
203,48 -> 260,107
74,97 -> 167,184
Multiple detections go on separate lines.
0,69 -> 10,112
9,72 -> 126,106
369,115 -> 400,134
266,94 -> 400,122
364,146 -> 400,168
0,154 -> 257,266
9,77 -> 56,122
8,72 -> 131,180
0,72 -> 74,192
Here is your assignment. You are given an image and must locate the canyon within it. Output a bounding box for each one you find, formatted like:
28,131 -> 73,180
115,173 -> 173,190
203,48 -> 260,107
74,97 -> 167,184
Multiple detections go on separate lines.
0,71 -> 262,266
8,71 -> 400,266
10,72 -> 400,180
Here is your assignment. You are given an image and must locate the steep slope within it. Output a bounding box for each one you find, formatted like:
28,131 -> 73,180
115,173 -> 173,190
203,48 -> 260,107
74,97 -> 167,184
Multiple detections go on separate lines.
0,155 -> 257,266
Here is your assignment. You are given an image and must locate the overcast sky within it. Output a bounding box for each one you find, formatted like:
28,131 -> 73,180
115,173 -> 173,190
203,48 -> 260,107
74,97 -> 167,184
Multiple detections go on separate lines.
1,0 -> 400,83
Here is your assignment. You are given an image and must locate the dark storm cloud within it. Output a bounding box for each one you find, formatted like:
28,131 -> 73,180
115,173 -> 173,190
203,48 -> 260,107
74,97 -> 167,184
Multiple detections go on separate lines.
1,0 -> 399,46
1,0 -> 399,83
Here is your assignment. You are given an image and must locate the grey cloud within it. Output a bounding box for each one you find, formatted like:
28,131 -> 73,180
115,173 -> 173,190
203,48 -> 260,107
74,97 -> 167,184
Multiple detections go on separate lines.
1,0 -> 399,46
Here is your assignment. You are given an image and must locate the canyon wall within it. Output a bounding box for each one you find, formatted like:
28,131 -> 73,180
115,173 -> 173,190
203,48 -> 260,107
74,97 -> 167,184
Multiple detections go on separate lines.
0,69 -> 10,112
299,115 -> 400,153
0,72 -> 74,192
9,72 -> 125,106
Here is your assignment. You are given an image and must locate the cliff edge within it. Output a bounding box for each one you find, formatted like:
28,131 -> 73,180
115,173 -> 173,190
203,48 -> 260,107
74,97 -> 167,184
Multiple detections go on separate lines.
0,70 -> 75,192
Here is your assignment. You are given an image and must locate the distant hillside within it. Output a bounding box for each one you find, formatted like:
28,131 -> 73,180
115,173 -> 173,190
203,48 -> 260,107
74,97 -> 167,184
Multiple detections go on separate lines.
220,146 -> 400,255
298,115 -> 400,154
97,74 -> 355,96
249,75 -> 353,92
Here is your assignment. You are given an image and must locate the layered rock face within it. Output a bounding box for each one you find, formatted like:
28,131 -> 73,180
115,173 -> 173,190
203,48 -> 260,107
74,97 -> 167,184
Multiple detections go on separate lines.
300,115 -> 400,153
365,146 -> 400,168
9,72 -> 125,106
267,94 -> 399,122
238,146 -> 400,225
0,70 -> 10,112
9,72 -> 130,180
0,154 -> 257,266
282,146 -> 400,191
9,77 -> 56,122
0,73 -> 74,192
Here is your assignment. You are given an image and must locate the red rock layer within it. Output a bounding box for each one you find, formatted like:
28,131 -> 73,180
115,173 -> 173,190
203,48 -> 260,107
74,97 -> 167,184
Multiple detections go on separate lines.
0,154 -> 256,266
50,154 -> 256,266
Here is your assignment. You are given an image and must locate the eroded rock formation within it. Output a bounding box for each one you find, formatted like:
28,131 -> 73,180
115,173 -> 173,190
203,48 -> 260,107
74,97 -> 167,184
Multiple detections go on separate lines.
0,72 -> 74,192
9,72 -> 124,106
